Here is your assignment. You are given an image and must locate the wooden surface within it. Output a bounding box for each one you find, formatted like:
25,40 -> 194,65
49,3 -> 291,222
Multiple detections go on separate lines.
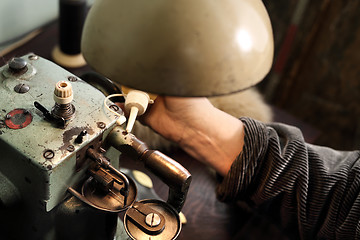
0,20 -> 300,240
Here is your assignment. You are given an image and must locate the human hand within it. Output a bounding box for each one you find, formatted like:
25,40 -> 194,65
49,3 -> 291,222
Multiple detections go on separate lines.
140,96 -> 245,176
140,96 -> 215,145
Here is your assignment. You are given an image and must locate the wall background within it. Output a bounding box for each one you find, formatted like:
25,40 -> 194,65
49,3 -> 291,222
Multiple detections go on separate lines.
0,0 -> 94,52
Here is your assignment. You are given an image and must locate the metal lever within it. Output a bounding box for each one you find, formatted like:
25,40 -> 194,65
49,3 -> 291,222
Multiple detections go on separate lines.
34,101 -> 65,127
68,148 -> 137,213
86,148 -> 130,206
106,126 -> 192,213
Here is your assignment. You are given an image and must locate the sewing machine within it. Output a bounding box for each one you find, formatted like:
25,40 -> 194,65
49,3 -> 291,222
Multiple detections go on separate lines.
0,0 -> 274,239
0,54 -> 191,240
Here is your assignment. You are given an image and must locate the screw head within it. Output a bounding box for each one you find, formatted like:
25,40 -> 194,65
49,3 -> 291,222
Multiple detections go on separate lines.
14,83 -> 30,93
109,104 -> 120,112
67,145 -> 75,152
68,76 -> 77,82
97,122 -> 106,129
9,58 -> 28,72
43,150 -> 55,160
145,213 -> 161,227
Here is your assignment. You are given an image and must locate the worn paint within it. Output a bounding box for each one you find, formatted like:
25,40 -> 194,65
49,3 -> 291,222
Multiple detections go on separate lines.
0,54 -> 122,211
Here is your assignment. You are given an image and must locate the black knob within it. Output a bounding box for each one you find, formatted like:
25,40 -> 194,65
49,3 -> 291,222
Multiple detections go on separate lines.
75,130 -> 88,144
9,58 -> 28,73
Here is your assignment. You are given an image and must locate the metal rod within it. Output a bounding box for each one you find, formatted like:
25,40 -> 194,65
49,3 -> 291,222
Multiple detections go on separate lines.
86,148 -> 130,206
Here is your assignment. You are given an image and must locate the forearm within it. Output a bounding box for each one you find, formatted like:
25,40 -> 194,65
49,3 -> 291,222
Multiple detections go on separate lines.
142,96 -> 245,176
179,107 -> 244,176
217,117 -> 360,239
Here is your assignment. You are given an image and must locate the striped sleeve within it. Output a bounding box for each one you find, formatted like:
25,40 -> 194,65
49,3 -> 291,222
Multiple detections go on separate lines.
216,117 -> 360,239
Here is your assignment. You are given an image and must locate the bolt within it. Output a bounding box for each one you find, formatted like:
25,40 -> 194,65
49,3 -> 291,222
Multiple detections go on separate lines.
67,145 -> 75,152
28,54 -> 38,60
68,76 -> 77,82
145,213 -> 161,227
9,58 -> 28,73
5,114 -> 11,120
43,150 -> 55,160
109,104 -> 120,112
14,83 -> 30,93
97,122 -> 106,129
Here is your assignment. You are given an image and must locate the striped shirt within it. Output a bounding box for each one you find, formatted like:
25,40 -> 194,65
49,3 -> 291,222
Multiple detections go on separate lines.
217,118 -> 360,239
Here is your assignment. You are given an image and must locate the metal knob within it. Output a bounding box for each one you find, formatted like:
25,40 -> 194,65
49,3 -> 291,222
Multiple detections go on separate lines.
8,58 -> 28,73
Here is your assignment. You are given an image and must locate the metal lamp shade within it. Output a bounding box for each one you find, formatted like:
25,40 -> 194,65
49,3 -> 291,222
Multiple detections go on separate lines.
81,0 -> 274,96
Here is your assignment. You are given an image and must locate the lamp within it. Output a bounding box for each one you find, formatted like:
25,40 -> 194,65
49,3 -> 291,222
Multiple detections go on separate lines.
81,0 -> 274,97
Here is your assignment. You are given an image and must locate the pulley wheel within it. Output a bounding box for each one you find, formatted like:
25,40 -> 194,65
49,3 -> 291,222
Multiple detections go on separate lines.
124,199 -> 181,240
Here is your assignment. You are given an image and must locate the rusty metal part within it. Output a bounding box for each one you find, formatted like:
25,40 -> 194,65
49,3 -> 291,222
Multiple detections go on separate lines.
74,133 -> 103,171
88,165 -> 115,192
125,202 -> 165,235
124,199 -> 181,240
34,101 -> 66,127
108,127 -> 192,212
86,148 -> 130,205
81,169 -> 137,212
97,122 -> 106,129
51,102 -> 76,124
68,149 -> 137,212
66,145 -> 75,152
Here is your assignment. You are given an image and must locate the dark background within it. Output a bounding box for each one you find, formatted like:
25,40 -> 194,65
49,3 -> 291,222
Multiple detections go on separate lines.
262,0 -> 360,150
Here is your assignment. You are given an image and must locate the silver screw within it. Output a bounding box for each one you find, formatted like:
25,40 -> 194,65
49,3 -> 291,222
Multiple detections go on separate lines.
145,213 -> 161,227
68,76 -> 77,82
14,83 -> 30,93
9,58 -> 28,72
